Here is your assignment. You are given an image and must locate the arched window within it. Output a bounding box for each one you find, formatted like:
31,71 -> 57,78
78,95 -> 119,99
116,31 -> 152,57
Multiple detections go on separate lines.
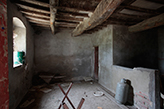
13,17 -> 26,68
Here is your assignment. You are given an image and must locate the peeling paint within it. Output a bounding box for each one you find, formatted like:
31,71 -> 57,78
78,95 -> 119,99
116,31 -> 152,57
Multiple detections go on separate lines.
3,39 -> 8,57
0,0 -> 9,108
0,77 -> 8,82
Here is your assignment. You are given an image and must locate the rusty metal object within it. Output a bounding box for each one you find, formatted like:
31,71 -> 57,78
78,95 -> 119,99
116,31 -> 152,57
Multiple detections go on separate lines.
58,83 -> 75,109
77,98 -> 85,109
58,83 -> 85,109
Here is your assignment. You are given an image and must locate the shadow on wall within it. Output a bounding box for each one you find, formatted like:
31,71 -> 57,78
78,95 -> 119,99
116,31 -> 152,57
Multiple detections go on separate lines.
126,79 -> 134,106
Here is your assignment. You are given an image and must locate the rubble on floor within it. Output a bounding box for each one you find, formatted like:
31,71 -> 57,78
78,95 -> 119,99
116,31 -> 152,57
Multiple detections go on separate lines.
17,81 -> 136,109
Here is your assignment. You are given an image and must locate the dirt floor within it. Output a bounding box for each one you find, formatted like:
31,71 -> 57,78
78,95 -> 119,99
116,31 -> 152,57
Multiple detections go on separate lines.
17,81 -> 135,109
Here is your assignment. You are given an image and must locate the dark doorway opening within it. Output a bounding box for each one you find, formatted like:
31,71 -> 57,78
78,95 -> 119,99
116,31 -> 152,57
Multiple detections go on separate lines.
94,46 -> 99,80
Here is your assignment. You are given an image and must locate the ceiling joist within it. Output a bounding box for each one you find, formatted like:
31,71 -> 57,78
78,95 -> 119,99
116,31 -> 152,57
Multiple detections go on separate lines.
17,3 -> 50,14
20,0 -> 49,8
72,0 -> 124,36
21,10 -> 50,19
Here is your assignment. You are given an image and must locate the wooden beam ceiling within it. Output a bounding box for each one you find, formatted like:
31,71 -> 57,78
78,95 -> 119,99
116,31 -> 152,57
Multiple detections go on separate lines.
129,13 -> 164,32
72,0 -> 124,36
21,10 -> 50,19
111,13 -> 150,20
49,0 -> 58,34
20,0 -> 49,8
14,0 -> 164,34
56,6 -> 93,14
120,5 -> 162,15
16,3 -> 50,14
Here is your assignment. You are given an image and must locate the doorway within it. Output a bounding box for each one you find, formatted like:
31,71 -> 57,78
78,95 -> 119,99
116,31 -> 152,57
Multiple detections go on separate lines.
94,46 -> 99,80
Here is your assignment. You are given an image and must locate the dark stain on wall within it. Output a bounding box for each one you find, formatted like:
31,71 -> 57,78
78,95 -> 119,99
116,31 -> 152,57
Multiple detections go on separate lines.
113,25 -> 158,69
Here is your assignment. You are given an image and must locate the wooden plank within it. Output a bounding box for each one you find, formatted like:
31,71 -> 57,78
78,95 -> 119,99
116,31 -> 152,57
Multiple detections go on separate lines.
129,13 -> 164,32
21,10 -> 50,19
56,6 -> 93,14
111,13 -> 150,20
28,19 -> 77,28
28,19 -> 50,25
20,0 -> 49,8
72,0 -> 124,36
50,0 -> 58,34
25,15 -> 49,20
26,16 -> 49,23
31,23 -> 50,27
56,17 -> 82,23
16,4 -> 50,14
55,22 -> 78,27
120,5 -> 161,15
57,12 -> 89,19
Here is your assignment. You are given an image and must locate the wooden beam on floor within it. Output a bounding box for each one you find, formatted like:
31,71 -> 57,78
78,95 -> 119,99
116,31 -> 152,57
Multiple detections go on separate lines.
20,0 -> 49,8
21,10 -> 50,19
72,0 -> 124,36
16,3 -> 50,14
128,13 -> 164,32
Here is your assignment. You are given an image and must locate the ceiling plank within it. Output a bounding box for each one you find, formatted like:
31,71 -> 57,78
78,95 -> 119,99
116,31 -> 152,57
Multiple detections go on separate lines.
25,15 -> 49,20
128,13 -> 164,32
26,16 -> 50,23
31,23 -> 50,27
21,10 -> 50,19
20,0 -> 49,8
28,19 -> 50,25
55,17 -> 82,23
28,18 -> 77,28
72,0 -> 124,36
56,6 -> 93,14
57,12 -> 89,18
16,3 -> 50,14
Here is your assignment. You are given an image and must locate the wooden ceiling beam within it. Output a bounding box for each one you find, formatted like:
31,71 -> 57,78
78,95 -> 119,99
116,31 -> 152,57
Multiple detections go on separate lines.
56,6 -> 93,15
55,17 -> 82,23
28,18 -> 77,28
72,0 -> 124,36
57,12 -> 89,19
129,13 -> 164,32
50,0 -> 58,34
120,5 -> 162,14
31,23 -> 50,27
28,19 -> 50,25
26,16 -> 50,23
25,15 -> 49,20
20,0 -> 49,8
16,3 -> 50,14
21,10 -> 50,19
111,13 -> 150,20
